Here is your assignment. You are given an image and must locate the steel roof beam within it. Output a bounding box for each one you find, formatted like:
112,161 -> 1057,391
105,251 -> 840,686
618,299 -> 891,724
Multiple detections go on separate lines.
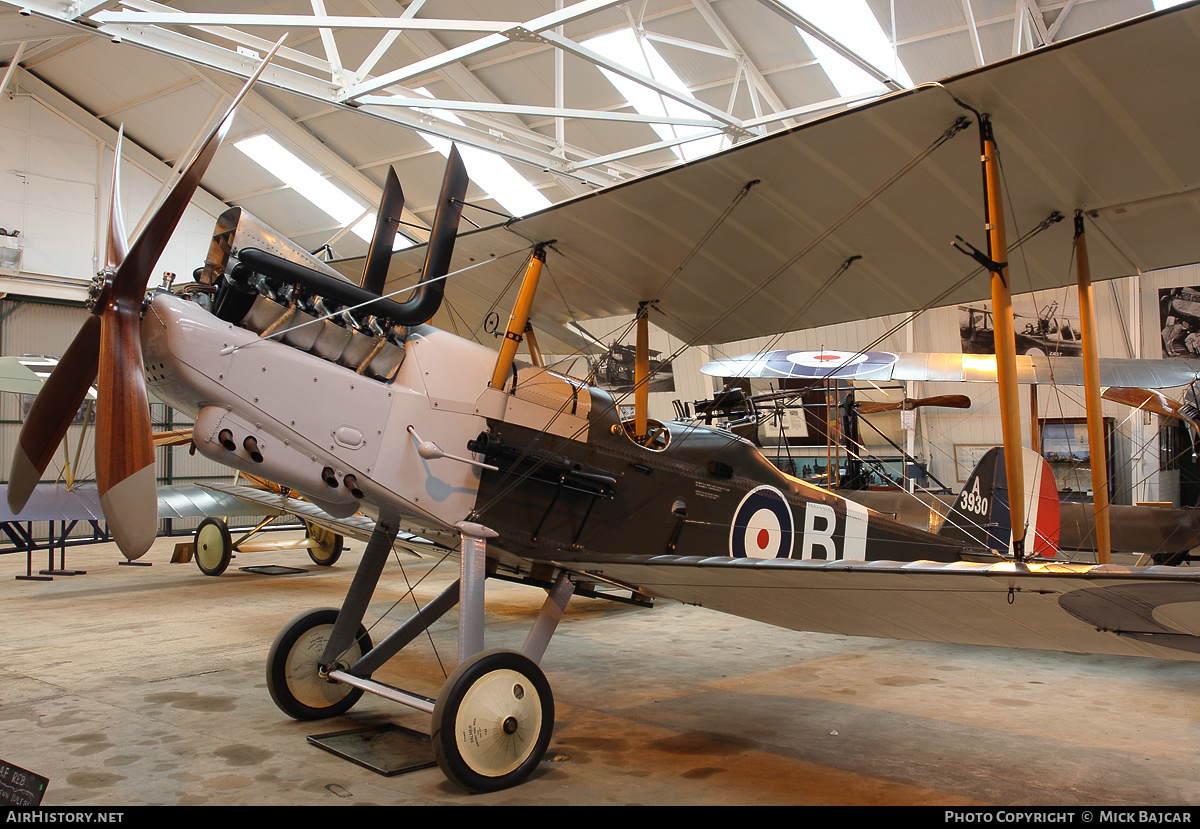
355,94 -> 727,128
688,0 -> 792,125
88,11 -> 519,33
536,29 -> 751,134
341,0 -> 628,99
756,0 -> 905,91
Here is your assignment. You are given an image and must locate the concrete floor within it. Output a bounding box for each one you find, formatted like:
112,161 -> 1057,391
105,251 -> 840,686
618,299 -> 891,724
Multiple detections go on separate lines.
3,532 -> 1200,807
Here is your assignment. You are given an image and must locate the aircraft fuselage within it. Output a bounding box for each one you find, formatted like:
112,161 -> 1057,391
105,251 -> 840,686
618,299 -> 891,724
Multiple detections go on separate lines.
140,290 -> 969,568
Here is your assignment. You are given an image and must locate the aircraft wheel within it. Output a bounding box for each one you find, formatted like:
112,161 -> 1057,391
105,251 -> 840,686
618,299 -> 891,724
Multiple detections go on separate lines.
304,520 -> 343,566
194,517 -> 232,576
432,649 -> 554,793
266,608 -> 371,720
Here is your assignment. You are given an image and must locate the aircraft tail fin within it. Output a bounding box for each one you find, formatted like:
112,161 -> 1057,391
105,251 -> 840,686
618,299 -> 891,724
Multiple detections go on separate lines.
937,446 -> 1060,558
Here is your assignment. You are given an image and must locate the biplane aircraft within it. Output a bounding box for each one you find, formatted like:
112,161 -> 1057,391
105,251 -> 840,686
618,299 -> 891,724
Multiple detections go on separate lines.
14,3 -> 1200,794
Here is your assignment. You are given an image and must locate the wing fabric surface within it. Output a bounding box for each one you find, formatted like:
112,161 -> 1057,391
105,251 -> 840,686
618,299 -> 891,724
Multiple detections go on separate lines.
560,555 -> 1200,662
702,351 -> 1200,388
354,4 -> 1200,350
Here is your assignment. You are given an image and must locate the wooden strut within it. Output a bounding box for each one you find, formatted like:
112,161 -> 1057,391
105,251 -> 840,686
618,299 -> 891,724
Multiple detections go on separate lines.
524,322 -> 544,367
1075,211 -> 1112,564
979,115 -> 1027,559
635,301 -> 650,439
490,245 -> 546,389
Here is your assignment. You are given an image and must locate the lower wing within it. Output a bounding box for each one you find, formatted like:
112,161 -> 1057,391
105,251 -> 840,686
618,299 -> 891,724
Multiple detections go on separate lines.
559,554 -> 1200,662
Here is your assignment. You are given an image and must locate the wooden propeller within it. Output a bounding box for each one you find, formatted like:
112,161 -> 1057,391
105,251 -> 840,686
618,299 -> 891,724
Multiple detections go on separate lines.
855,394 -> 972,414
8,40 -> 283,559
1102,387 -> 1200,433
6,127 -> 129,515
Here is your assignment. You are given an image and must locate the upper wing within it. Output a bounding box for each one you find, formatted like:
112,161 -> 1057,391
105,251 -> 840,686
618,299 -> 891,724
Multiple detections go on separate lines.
560,554 -> 1200,662
701,350 -> 1200,388
352,5 -> 1200,350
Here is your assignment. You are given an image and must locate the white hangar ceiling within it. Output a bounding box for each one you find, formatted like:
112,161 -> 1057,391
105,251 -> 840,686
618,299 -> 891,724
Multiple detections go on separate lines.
0,1 -> 1180,270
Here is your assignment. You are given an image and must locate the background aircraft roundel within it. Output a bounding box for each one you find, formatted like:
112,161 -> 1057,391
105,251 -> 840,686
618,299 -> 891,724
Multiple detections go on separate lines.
729,485 -> 794,558
709,350 -> 900,380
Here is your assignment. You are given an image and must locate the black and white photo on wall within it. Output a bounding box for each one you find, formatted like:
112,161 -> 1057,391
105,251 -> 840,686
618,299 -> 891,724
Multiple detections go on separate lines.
1159,286 -> 1200,358
959,295 -> 1082,357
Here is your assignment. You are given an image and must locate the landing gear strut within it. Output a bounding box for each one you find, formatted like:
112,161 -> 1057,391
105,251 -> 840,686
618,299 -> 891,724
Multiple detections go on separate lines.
264,516 -> 573,792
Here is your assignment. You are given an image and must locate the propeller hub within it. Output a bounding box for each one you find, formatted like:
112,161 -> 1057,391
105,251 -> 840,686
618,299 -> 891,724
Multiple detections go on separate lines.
86,272 -> 114,315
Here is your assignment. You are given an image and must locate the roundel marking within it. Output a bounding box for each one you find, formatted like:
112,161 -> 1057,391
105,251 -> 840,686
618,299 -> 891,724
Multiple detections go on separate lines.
729,485 -> 794,559
774,350 -> 898,379
786,350 -> 869,368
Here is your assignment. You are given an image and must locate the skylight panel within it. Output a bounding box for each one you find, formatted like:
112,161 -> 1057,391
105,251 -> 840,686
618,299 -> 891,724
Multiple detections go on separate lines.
584,29 -> 728,162
781,0 -> 913,97
234,134 -> 407,248
412,89 -> 551,218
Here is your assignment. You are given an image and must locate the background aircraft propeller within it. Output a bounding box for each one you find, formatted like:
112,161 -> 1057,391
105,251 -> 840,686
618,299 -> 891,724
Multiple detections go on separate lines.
855,394 -> 972,414
7,41 -> 283,558
1102,386 -> 1200,435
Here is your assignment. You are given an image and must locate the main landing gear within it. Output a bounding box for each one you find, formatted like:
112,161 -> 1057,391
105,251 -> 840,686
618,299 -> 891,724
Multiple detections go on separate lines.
264,516 -> 574,792
191,516 -> 344,576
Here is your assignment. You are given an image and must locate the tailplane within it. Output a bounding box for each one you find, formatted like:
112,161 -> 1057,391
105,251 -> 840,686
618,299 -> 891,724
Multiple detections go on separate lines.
938,446 -> 1060,558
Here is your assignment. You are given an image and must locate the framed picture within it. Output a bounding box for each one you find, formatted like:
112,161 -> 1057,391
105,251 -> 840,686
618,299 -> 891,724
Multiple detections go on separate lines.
953,443 -> 1000,482
1038,417 -> 1115,494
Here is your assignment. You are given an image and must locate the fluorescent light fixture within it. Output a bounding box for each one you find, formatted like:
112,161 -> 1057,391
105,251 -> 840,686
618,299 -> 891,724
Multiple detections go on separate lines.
584,29 -> 728,162
412,88 -> 551,217
781,0 -> 913,97
234,134 -> 410,248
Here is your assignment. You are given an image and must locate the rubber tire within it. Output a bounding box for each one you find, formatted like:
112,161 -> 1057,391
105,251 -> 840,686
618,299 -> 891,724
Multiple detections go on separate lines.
266,608 -> 371,721
194,517 -> 233,576
432,649 -> 554,793
304,520 -> 344,566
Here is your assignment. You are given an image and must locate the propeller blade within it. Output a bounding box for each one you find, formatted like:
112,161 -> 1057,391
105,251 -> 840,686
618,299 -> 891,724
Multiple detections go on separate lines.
106,127 -> 129,272
856,394 -> 972,414
7,318 -> 101,513
1102,387 -> 1200,433
108,37 -> 284,308
360,166 -> 404,295
96,302 -> 156,557
88,37 -> 284,559
8,125 -> 137,513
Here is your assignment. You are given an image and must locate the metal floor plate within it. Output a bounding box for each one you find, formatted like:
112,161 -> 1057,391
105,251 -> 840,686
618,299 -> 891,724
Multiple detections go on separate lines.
307,724 -> 435,777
